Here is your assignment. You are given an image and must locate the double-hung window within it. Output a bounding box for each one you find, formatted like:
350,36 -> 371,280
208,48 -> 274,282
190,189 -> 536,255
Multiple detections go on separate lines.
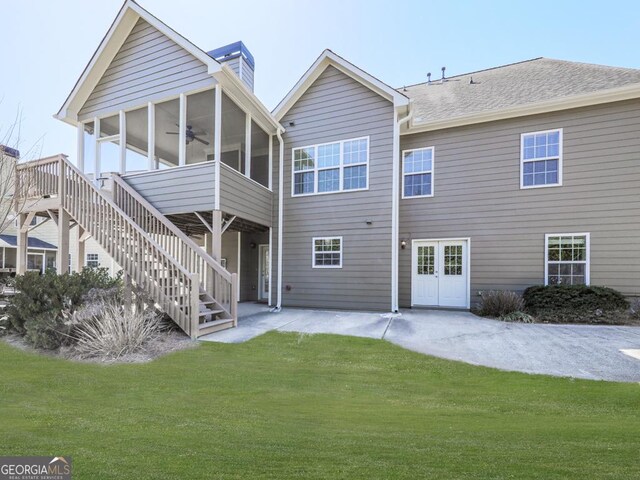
545,233 -> 589,285
312,237 -> 342,268
402,147 -> 434,198
293,137 -> 368,196
521,129 -> 562,188
86,253 -> 100,268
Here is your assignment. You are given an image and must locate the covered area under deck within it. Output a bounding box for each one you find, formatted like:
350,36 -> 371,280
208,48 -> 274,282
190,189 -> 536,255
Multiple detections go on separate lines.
164,211 -> 271,305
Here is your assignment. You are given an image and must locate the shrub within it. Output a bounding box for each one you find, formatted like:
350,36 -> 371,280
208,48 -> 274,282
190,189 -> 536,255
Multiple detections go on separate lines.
629,298 -> 640,319
476,290 -> 524,317
523,284 -> 629,324
500,311 -> 535,323
72,300 -> 160,359
6,268 -> 122,349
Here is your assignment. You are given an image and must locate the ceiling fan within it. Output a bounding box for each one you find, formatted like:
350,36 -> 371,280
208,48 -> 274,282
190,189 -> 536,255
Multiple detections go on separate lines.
165,124 -> 210,145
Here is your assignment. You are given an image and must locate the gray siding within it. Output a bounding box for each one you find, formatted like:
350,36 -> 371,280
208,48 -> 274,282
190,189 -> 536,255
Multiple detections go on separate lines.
399,99 -> 640,307
123,162 -> 215,214
277,65 -> 395,311
79,18 -> 214,120
219,163 -> 272,227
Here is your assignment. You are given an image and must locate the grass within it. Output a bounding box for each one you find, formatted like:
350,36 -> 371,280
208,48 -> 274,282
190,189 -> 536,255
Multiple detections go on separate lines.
1,332 -> 639,479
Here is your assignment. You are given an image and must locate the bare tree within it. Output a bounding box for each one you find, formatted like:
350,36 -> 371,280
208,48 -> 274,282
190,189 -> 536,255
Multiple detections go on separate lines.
0,110 -> 42,234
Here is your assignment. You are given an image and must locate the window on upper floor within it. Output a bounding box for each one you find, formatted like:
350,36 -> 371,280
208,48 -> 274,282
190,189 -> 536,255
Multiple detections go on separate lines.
521,129 -> 562,188
312,237 -> 342,268
292,137 -> 368,196
402,147 -> 434,198
545,233 -> 589,286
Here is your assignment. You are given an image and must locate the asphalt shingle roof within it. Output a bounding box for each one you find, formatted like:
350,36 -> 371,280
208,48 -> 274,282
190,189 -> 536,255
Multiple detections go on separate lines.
0,234 -> 57,250
401,58 -> 640,125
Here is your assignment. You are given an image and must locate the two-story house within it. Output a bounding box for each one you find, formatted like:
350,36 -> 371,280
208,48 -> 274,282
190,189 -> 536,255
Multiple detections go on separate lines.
14,0 -> 640,338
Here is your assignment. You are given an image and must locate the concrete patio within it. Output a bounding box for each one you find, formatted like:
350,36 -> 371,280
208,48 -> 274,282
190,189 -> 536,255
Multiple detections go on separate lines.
200,303 -> 640,382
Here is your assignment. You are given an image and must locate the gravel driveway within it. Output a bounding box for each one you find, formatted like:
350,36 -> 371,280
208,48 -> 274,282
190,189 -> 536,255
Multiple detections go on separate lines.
201,304 -> 640,382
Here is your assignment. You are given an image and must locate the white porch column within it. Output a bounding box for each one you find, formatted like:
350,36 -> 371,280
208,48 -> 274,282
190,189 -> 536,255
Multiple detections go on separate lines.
119,110 -> 126,174
268,134 -> 273,190
179,93 -> 187,166
214,84 -> 222,210
245,113 -> 252,178
93,117 -> 101,184
147,102 -> 156,170
76,124 -> 85,172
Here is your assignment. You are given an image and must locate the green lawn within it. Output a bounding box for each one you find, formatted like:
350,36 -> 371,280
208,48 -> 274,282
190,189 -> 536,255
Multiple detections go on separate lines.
1,332 -> 638,479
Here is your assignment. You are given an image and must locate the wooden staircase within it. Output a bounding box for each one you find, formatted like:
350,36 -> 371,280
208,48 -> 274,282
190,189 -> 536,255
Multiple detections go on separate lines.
15,156 -> 237,338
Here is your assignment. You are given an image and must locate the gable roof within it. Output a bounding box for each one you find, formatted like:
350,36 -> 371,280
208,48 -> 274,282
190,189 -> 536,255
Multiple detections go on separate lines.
273,49 -> 409,120
55,0 -> 221,124
402,58 -> 640,132
0,235 -> 57,250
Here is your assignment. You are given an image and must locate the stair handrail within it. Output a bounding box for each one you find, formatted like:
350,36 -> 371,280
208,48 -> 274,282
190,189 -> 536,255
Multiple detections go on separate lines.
110,173 -> 232,283
17,155 -> 201,337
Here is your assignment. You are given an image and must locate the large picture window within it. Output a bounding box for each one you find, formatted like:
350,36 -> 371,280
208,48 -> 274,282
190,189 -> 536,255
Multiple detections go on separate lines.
521,129 -> 562,188
312,237 -> 343,268
545,233 -> 589,285
292,137 -> 368,196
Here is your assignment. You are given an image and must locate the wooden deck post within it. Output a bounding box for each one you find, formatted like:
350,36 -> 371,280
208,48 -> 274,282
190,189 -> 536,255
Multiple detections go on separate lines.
56,208 -> 70,274
204,233 -> 214,294
123,273 -> 132,311
16,213 -> 28,275
189,273 -> 200,339
231,273 -> 238,327
74,226 -> 86,272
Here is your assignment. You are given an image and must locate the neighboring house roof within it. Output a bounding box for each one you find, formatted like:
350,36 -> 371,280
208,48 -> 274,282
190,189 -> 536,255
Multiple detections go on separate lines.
403,58 -> 640,132
0,235 -> 57,250
0,145 -> 20,159
273,49 -> 409,121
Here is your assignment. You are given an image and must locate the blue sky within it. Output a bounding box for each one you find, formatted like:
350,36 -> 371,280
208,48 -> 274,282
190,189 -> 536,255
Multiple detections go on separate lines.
1,0 -> 638,162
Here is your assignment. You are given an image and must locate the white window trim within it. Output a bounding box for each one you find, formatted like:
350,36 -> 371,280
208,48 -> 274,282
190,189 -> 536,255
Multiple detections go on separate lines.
291,136 -> 369,197
312,236 -> 343,269
544,232 -> 590,286
401,146 -> 435,199
520,128 -> 563,189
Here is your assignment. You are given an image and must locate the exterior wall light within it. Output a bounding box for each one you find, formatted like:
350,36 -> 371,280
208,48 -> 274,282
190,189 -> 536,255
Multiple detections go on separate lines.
400,240 -> 407,249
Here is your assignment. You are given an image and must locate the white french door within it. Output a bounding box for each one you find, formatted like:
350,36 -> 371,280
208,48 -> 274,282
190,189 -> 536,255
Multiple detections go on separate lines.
412,239 -> 469,308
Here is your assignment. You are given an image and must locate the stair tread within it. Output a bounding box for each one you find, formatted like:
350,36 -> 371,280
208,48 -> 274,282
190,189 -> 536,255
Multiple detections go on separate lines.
199,318 -> 234,329
199,308 -> 225,316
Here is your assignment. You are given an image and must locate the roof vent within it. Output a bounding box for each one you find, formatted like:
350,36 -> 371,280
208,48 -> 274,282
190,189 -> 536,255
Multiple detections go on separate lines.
427,72 -> 431,84
441,66 -> 446,82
